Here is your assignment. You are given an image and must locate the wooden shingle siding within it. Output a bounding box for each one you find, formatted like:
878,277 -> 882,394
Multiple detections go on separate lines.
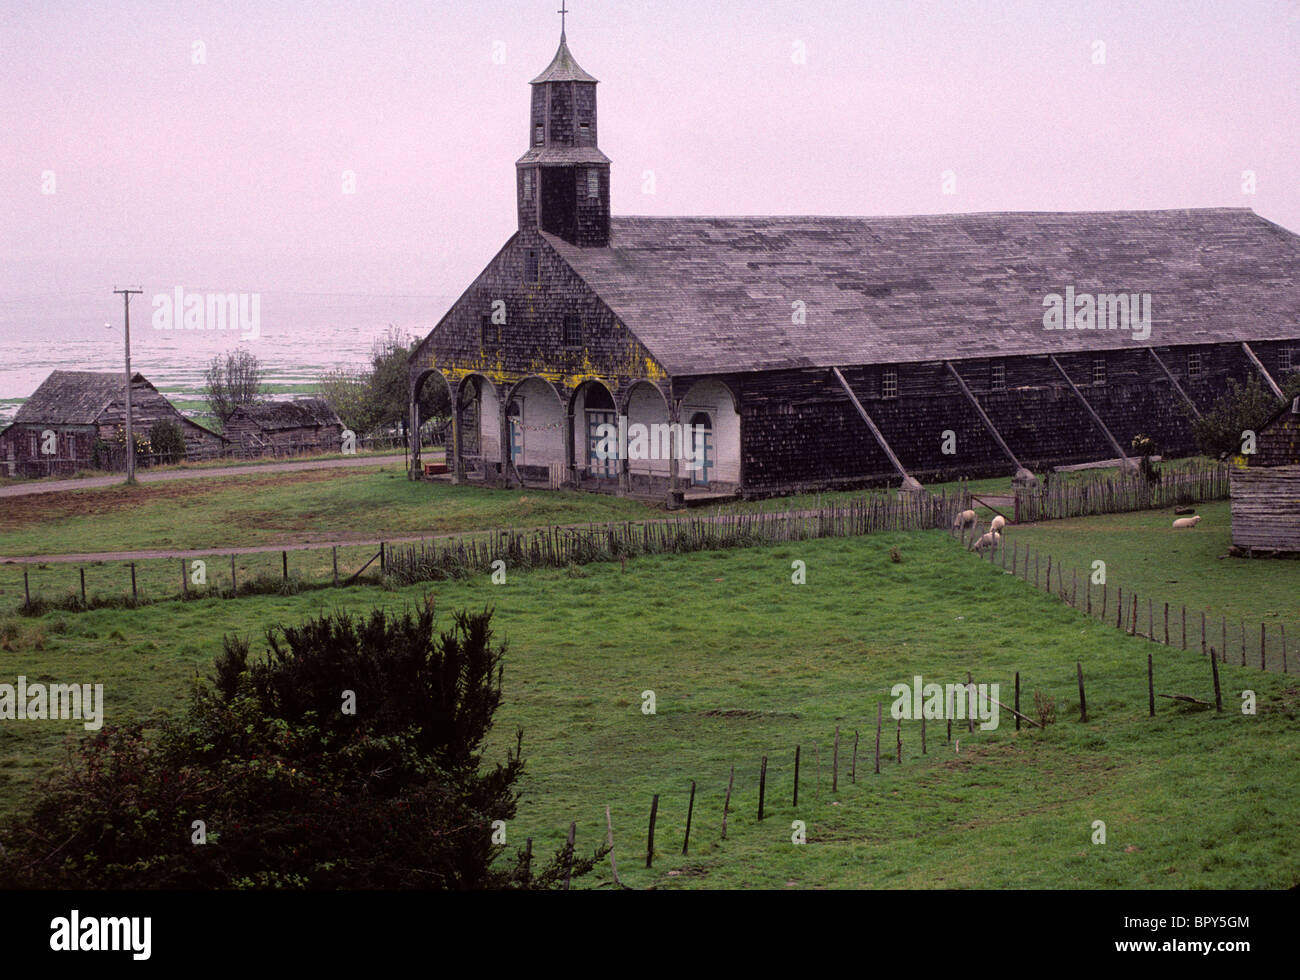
1231,465 -> 1300,556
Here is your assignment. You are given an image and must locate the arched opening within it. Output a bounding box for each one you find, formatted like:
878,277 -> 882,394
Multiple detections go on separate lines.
623,380 -> 672,495
571,380 -> 618,486
679,379 -> 740,490
505,376 -> 567,487
410,369 -> 453,479
454,374 -> 500,483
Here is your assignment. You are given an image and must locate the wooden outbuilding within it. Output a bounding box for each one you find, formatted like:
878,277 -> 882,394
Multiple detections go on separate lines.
223,399 -> 344,459
1230,396 -> 1300,558
0,370 -> 226,477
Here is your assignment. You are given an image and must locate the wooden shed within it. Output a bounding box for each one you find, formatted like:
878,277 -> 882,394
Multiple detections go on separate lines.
223,399 -> 344,459
1230,396 -> 1300,557
0,370 -> 227,478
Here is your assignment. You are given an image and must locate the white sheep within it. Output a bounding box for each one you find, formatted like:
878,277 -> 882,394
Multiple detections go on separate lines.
1172,515 -> 1202,529
973,530 -> 1002,552
952,509 -> 977,530
990,515 -> 1006,533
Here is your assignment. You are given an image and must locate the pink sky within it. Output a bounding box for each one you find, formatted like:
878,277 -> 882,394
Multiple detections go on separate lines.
2,0 -> 1298,314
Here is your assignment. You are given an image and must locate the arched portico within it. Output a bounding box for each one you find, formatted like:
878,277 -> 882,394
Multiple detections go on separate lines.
677,378 -> 741,490
409,369 -> 454,479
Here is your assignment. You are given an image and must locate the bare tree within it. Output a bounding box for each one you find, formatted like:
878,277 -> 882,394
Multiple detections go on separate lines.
204,349 -> 265,429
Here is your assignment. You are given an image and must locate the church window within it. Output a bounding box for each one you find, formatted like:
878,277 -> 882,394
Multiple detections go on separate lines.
1092,356 -> 1107,386
525,250 -> 540,283
481,315 -> 497,348
522,171 -> 532,201
881,368 -> 898,399
1186,351 -> 1202,379
579,122 -> 591,145
534,123 -> 544,146
587,169 -> 600,200
1279,347 -> 1293,374
564,315 -> 582,348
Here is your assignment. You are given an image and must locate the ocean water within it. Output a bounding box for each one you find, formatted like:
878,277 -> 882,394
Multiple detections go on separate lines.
0,291 -> 458,426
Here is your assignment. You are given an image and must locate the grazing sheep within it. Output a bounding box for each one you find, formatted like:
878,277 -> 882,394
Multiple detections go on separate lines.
952,509 -> 977,530
990,515 -> 1007,533
1172,515 -> 1202,529
973,530 -> 1002,552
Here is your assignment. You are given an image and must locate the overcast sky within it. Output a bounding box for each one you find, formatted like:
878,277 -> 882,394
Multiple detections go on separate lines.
3,0 -> 1297,311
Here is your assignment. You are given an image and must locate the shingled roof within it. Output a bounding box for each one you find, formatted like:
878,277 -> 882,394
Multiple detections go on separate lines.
229,399 -> 341,431
13,371 -> 149,425
543,208 -> 1300,377
530,36 -> 598,84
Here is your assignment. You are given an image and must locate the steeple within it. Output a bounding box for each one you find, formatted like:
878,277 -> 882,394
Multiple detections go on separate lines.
516,8 -> 610,247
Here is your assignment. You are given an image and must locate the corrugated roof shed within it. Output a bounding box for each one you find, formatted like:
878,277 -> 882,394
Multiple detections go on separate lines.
543,208 -> 1300,377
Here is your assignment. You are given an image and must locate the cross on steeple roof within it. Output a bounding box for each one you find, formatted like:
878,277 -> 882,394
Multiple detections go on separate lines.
558,1 -> 568,40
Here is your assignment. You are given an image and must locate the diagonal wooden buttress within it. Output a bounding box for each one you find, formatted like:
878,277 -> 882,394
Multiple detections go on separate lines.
943,361 -> 1035,483
1145,348 -> 1201,418
831,366 -> 923,491
1047,355 -> 1134,469
1240,342 -> 1284,399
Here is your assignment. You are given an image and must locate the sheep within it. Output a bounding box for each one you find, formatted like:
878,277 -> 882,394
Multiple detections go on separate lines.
990,515 -> 1007,534
1172,515 -> 1202,529
973,530 -> 1002,552
952,509 -> 977,530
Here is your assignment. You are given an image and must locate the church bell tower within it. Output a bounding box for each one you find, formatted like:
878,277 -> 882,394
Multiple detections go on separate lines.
516,7 -> 610,247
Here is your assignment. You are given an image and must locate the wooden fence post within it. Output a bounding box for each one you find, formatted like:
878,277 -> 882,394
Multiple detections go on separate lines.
646,794 -> 659,868
231,554 -> 237,594
682,781 -> 696,856
832,727 -> 840,793
874,703 -> 882,774
1076,662 -> 1087,722
896,717 -> 902,763
1201,612 -> 1207,657
23,569 -> 30,609
80,567 -> 86,606
851,730 -> 859,783
1181,606 -> 1187,651
921,714 -> 927,755
1164,603 -> 1169,645
1211,652 -> 1223,712
793,746 -> 800,807
1130,594 -> 1138,636
722,766 -> 734,840
181,560 -> 188,596
564,822 -> 576,890
1015,672 -> 1021,731
757,758 -> 767,821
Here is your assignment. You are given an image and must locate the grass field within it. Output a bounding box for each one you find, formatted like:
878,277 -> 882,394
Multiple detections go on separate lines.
994,501 -> 1297,668
1,530 -> 1295,888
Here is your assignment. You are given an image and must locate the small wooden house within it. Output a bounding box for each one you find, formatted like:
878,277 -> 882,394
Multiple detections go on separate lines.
1230,396 -> 1300,557
223,399 -> 344,458
0,370 -> 227,477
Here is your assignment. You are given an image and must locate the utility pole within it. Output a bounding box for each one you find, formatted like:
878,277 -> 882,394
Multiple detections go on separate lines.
113,287 -> 143,485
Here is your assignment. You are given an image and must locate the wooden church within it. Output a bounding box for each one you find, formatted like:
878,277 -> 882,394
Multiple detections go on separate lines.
409,19 -> 1300,505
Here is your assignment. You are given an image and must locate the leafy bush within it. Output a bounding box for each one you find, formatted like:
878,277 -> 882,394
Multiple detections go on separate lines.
148,419 -> 187,465
1190,374 -> 1300,458
0,604 -> 602,889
